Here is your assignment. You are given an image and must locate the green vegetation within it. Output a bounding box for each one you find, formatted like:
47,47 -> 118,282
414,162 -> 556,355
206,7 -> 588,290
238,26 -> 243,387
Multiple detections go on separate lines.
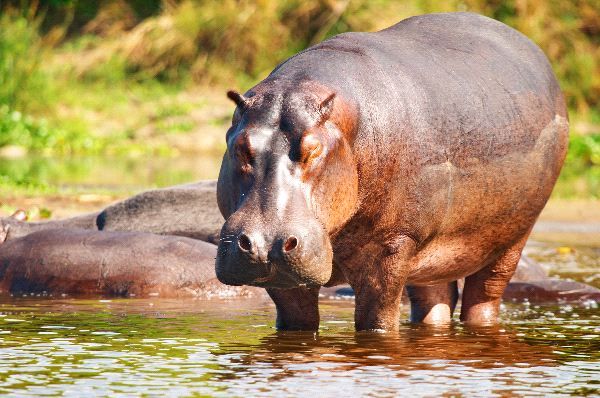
0,0 -> 598,198
555,134 -> 600,198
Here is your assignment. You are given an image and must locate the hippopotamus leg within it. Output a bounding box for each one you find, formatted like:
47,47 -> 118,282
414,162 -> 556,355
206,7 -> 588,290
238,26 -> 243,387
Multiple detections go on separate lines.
349,237 -> 416,331
406,282 -> 459,324
266,287 -> 320,330
460,234 -> 528,323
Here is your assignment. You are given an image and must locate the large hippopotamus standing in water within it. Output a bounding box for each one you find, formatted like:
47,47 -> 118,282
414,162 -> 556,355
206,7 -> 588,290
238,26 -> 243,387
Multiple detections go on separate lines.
215,12 -> 569,331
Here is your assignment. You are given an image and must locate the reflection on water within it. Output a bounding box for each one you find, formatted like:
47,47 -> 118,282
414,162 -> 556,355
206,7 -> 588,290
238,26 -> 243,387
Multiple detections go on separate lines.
0,298 -> 598,397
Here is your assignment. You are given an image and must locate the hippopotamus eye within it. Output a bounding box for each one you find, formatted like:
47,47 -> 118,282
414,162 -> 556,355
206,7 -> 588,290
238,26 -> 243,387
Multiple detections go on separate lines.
230,131 -> 254,174
300,134 -> 323,164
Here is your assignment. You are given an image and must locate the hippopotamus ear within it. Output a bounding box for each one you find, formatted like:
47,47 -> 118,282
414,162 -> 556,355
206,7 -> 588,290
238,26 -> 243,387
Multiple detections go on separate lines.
318,93 -> 336,123
227,90 -> 249,109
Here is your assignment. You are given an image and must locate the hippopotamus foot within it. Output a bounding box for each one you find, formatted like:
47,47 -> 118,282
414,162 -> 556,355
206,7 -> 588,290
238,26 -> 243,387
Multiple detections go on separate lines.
267,287 -> 320,331
460,236 -> 526,324
406,281 -> 459,324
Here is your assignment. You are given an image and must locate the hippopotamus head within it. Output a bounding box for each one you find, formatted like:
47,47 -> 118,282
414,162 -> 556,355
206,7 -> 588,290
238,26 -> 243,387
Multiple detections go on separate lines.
215,82 -> 359,288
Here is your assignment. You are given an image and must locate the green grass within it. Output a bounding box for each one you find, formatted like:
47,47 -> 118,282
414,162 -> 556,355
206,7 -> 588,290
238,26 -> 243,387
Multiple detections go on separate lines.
0,12 -> 47,113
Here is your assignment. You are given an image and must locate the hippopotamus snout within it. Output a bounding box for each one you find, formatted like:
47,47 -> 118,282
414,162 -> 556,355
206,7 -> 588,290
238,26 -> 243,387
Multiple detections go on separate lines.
216,215 -> 333,288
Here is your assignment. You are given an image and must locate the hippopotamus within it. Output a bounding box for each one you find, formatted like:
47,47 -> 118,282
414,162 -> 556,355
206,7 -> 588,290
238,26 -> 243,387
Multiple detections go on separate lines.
214,12 -> 570,330
1,12 -> 593,329
1,180 -> 223,244
0,228 -> 261,299
0,181 -> 240,299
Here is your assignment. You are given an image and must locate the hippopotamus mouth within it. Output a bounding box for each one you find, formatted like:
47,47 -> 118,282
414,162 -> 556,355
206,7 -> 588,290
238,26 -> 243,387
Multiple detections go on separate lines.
215,227 -> 333,289
247,263 -> 314,289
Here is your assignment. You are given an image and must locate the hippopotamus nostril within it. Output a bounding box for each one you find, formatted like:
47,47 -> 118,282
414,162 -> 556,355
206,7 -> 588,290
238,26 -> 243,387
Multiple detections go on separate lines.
283,236 -> 298,253
238,233 -> 253,252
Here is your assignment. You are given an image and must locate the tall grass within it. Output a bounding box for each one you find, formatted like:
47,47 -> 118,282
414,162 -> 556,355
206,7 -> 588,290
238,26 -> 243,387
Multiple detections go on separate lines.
0,0 -> 598,198
55,0 -> 600,115
0,12 -> 100,155
4,1 -> 599,112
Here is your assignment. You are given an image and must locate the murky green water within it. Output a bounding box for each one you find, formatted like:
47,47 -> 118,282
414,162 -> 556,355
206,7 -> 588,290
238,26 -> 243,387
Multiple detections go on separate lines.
0,296 -> 598,397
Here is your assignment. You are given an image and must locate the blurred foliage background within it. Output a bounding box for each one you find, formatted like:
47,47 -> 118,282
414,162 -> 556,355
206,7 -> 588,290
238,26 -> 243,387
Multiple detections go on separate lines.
0,0 -> 598,199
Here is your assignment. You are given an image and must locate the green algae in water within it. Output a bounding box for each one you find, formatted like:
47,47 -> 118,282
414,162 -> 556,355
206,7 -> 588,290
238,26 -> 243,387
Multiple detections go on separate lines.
0,297 -> 598,397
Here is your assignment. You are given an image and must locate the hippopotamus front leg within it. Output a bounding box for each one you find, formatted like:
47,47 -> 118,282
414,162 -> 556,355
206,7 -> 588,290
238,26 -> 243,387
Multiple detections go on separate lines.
266,287 -> 320,331
344,236 -> 417,331
460,234 -> 528,324
351,253 -> 410,331
406,282 -> 459,324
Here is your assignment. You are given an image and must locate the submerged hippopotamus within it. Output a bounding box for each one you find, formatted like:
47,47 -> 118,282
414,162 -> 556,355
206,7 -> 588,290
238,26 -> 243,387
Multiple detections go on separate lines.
214,12 -> 569,330
0,228 -> 261,299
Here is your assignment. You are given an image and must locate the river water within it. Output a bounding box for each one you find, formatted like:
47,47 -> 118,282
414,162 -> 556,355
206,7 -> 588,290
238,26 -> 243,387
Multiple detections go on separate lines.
0,291 -> 598,397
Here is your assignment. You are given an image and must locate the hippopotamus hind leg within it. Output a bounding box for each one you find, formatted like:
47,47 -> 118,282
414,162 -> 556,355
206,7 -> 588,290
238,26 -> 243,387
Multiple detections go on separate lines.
460,235 -> 528,324
406,281 -> 459,324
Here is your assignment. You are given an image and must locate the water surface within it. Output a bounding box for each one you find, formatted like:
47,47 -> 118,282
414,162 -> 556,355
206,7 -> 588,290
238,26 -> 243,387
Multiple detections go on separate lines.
0,296 -> 598,397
